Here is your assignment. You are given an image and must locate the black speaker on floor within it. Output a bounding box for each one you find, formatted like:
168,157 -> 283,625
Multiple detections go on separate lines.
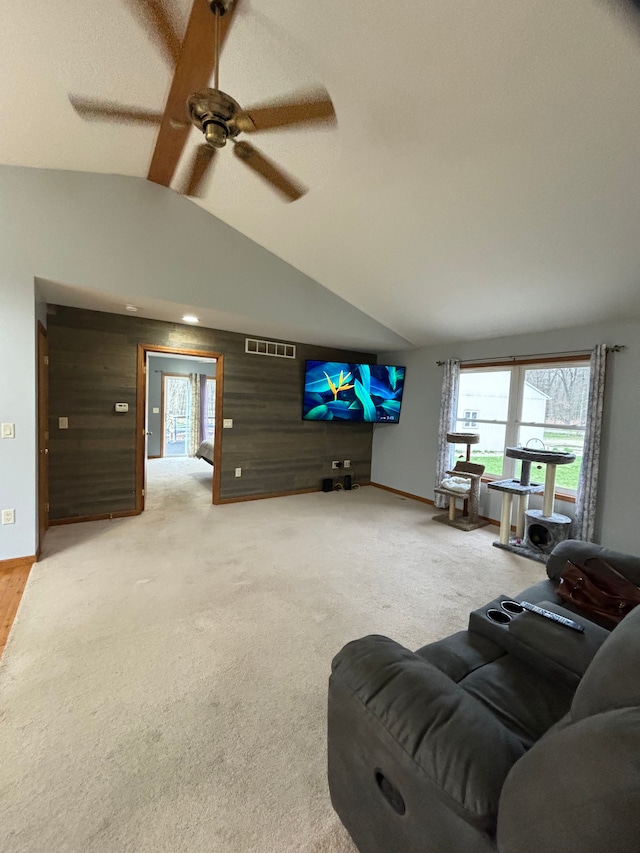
322,478 -> 333,492
344,474 -> 352,491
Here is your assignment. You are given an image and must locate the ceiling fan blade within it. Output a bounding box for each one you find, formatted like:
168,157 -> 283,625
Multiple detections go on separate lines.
148,0 -> 244,188
237,89 -> 336,133
233,141 -> 306,202
123,0 -> 182,67
182,145 -> 218,197
69,96 -> 163,125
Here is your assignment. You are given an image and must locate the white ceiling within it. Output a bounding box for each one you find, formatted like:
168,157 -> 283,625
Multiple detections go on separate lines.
4,1 -> 640,349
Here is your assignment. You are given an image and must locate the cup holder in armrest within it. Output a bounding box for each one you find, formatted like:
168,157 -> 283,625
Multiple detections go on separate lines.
469,597 -> 521,647
482,600 -> 525,628
486,608 -> 511,625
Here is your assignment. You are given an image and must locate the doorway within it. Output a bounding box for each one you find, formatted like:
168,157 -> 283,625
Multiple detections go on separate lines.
159,373 -> 217,458
136,344 -> 223,512
37,321 -> 49,555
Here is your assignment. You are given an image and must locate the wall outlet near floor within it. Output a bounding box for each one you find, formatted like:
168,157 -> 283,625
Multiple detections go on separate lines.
235,467 -> 242,477
332,460 -> 342,469
343,459 -> 351,469
2,509 -> 15,525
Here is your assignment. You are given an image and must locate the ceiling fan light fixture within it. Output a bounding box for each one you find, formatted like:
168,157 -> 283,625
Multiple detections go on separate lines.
209,0 -> 230,15
203,119 -> 229,148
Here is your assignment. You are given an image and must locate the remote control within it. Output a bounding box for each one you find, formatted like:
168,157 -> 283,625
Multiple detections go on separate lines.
520,601 -> 585,633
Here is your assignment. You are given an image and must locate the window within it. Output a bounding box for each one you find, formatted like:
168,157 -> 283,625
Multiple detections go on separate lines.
454,360 -> 590,494
205,377 -> 216,441
163,374 -> 191,457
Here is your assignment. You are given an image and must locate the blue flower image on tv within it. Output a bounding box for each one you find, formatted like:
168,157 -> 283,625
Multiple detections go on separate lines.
302,361 -> 406,423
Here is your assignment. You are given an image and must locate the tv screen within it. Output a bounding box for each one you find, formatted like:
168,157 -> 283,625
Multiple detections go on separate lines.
302,360 -> 406,423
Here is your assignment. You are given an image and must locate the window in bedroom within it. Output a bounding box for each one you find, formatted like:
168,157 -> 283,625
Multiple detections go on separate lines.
162,374 -> 191,457
453,359 -> 590,495
205,377 -> 216,442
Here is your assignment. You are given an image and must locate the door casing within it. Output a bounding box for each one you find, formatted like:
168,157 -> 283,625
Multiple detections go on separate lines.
37,321 -> 49,555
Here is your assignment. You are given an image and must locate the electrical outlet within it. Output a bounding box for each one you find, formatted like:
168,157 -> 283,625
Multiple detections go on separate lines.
58,416 -> 68,429
343,459 -> 351,469
235,467 -> 242,477
223,419 -> 233,428
332,460 -> 342,469
2,509 -> 15,525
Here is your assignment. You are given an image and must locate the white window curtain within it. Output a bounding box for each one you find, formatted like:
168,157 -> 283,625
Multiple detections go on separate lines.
573,344 -> 607,542
435,359 -> 460,509
189,373 -> 201,457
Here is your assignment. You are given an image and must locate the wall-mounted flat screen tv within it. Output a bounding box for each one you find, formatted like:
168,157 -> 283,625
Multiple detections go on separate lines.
302,360 -> 406,423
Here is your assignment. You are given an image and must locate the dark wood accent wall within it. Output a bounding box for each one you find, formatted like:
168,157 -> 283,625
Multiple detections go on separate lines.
47,306 -> 375,519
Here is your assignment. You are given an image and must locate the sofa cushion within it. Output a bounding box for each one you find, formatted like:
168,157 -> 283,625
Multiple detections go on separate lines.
459,654 -> 574,747
415,630 -> 505,681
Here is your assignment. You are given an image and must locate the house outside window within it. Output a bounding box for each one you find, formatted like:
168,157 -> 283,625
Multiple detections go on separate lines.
454,360 -> 590,495
463,410 -> 478,428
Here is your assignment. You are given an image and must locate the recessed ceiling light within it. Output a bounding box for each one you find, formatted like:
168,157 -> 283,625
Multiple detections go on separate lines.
125,304 -> 138,312
182,314 -> 199,324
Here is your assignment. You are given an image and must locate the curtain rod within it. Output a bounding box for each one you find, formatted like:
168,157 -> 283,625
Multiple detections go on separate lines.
435,345 -> 625,366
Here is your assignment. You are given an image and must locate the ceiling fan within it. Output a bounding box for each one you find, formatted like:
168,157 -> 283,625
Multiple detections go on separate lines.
69,0 -> 336,201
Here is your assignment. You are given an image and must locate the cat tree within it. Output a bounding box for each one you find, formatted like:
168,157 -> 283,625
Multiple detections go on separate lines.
434,432 -> 488,532
488,445 -> 576,561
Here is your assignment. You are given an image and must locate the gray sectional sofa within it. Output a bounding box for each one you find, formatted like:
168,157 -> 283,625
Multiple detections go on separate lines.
328,540 -> 640,853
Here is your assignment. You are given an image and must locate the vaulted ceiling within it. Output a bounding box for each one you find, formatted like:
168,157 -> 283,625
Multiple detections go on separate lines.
2,1 -> 640,348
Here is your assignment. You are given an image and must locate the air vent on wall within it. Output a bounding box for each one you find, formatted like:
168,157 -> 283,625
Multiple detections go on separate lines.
245,338 -> 296,359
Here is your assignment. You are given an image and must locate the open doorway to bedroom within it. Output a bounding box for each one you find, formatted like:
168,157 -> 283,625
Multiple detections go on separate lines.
135,345 -> 223,513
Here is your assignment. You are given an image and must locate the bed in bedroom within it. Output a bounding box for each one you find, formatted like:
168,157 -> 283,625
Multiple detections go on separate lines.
195,440 -> 214,466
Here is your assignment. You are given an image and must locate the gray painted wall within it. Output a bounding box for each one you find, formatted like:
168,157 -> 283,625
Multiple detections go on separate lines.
371,318 -> 640,554
0,165 -> 405,560
0,270 -> 37,559
146,356 -> 216,458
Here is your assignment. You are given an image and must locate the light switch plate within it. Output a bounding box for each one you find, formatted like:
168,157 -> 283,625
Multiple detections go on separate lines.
223,419 -> 233,428
1,423 -> 15,439
59,417 -> 69,429
153,408 -> 160,414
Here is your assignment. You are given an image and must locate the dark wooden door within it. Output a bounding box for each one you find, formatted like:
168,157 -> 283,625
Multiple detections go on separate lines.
37,322 -> 49,553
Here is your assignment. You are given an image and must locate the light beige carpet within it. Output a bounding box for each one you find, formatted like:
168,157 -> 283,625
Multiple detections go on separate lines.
0,458 -> 545,852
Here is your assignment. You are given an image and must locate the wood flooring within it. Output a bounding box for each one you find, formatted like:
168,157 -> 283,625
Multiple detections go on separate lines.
0,562 -> 31,659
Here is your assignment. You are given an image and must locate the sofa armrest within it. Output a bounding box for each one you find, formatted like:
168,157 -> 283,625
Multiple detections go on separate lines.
497,707 -> 640,853
508,602 -> 609,680
547,539 -> 640,586
330,635 -> 526,832
469,598 -> 610,687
